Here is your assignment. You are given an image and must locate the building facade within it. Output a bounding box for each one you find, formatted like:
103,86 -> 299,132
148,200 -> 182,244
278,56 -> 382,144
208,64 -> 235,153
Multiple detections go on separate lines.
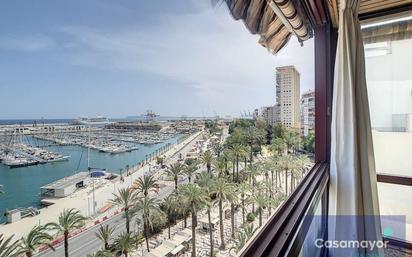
256,106 -> 278,125
300,90 -> 315,136
276,66 -> 301,129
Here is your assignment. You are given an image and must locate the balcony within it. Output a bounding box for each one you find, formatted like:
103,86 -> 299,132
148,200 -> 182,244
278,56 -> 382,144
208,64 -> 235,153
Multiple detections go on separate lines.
217,0 -> 412,256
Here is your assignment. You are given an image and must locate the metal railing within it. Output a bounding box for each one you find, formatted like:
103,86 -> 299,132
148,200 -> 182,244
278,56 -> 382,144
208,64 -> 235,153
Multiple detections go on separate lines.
239,163 -> 329,257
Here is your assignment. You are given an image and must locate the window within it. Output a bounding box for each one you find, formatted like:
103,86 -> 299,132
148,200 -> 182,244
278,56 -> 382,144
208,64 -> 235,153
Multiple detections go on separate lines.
363,13 -> 412,242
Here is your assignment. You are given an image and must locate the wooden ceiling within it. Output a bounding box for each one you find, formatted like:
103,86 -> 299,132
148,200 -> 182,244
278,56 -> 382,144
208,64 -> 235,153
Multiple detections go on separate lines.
326,0 -> 412,27
360,0 -> 412,15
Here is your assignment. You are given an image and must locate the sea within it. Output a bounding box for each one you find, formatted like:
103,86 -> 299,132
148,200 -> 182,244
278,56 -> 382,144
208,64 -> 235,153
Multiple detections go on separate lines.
0,116 -> 212,126
0,118 -> 181,223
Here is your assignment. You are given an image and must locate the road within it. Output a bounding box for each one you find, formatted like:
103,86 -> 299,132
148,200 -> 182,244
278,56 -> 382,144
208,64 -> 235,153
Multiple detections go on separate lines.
37,132 -> 203,257
38,185 -> 176,257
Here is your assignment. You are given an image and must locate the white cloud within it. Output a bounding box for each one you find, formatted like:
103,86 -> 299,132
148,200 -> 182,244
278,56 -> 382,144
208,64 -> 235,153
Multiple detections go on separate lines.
0,34 -> 56,51
58,4 -> 314,115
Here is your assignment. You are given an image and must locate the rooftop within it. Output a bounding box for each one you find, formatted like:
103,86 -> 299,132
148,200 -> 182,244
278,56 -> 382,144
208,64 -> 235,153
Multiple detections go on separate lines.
40,172 -> 89,190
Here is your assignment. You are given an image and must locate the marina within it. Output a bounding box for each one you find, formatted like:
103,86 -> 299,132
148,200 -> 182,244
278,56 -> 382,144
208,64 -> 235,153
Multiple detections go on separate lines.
0,124 -> 183,223
0,143 -> 69,168
0,119 -> 189,167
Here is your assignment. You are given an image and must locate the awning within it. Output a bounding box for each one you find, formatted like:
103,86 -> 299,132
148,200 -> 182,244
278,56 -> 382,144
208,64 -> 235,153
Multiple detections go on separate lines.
217,0 -> 312,54
89,168 -> 107,177
362,19 -> 412,44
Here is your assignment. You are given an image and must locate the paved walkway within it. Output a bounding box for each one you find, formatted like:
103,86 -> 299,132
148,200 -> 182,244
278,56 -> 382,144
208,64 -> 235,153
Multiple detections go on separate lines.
0,131 -> 203,239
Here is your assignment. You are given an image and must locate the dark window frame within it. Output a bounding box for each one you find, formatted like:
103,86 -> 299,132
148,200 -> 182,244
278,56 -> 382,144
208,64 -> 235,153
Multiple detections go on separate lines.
237,1 -> 412,255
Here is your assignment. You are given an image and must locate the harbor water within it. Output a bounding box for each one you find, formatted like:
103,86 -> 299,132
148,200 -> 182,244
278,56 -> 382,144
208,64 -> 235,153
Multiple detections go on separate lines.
0,135 -> 180,223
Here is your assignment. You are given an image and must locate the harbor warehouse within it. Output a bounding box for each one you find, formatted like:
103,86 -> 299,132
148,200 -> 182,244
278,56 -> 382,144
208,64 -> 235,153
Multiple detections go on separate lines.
40,172 -> 89,198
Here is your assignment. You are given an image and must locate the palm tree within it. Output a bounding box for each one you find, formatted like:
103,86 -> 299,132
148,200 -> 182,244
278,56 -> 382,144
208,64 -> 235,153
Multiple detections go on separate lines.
270,137 -> 286,156
17,225 -> 54,257
210,178 -> 236,249
184,163 -> 198,183
133,174 -> 157,196
260,161 -> 277,215
0,235 -> 20,257
284,129 -> 299,154
281,155 -> 295,196
271,191 -> 286,213
245,126 -> 265,162
247,163 -> 260,212
135,195 -> 162,252
237,182 -> 251,224
110,188 -> 138,234
261,179 -> 274,215
222,148 -> 232,176
230,144 -> 245,182
156,156 -> 164,167
212,157 -> 226,177
259,162 -> 271,200
165,163 -> 184,190
297,154 -> 311,176
47,208 -> 86,257
162,194 -> 179,239
229,188 -> 239,238
195,171 -> 215,257
288,158 -> 302,192
229,225 -> 256,255
114,232 -> 134,257
179,184 -> 209,257
269,154 -> 282,189
254,192 -> 267,227
200,150 -> 213,173
227,149 -> 237,182
95,224 -> 115,251
241,147 -> 249,174
211,142 -> 224,158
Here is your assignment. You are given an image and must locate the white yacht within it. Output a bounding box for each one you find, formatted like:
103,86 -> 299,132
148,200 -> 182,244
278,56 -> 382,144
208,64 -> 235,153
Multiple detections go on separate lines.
76,116 -> 110,126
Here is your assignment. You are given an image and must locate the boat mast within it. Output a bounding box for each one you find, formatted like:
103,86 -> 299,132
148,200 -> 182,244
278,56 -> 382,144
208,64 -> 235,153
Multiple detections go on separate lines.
87,124 -> 96,215
87,125 -> 90,168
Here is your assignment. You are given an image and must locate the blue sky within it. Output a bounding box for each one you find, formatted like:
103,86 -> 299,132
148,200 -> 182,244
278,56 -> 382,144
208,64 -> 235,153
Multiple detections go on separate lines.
0,0 -> 314,119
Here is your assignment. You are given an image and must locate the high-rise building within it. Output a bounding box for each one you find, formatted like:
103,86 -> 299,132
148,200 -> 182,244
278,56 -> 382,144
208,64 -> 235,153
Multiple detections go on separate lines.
256,106 -> 277,125
301,90 -> 315,136
276,66 -> 301,129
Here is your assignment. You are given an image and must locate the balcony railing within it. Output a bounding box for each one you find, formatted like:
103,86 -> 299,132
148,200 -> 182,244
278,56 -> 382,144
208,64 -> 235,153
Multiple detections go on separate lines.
239,163 -> 329,257
237,166 -> 412,257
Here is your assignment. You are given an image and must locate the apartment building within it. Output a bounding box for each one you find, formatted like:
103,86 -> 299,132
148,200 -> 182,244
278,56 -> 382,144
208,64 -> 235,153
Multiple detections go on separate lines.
301,90 -> 315,136
276,66 -> 301,129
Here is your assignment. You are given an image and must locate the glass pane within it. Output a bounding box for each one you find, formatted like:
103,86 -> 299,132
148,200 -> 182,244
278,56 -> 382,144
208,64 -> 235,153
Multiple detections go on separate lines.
363,16 -> 412,176
297,191 -> 324,257
378,182 -> 412,241
363,14 -> 412,244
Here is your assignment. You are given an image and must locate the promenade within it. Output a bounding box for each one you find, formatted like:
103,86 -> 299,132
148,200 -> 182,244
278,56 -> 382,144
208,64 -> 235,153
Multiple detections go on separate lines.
0,131 -> 203,239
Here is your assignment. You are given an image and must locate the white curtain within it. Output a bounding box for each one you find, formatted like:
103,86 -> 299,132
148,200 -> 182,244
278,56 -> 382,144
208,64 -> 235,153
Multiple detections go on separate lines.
329,0 -> 382,256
